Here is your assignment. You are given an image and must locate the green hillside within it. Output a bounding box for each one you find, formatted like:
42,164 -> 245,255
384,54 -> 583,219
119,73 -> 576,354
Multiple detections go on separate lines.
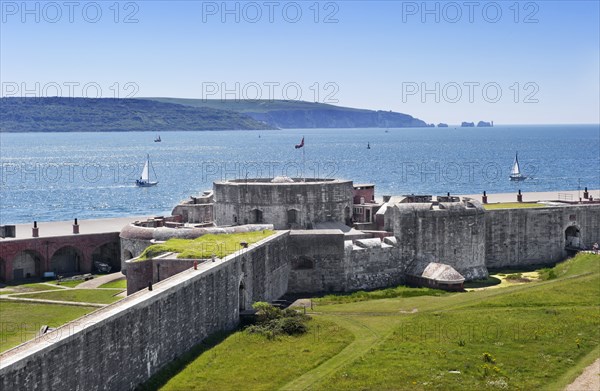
0,97 -> 274,132
0,97 -> 429,132
146,98 -> 429,129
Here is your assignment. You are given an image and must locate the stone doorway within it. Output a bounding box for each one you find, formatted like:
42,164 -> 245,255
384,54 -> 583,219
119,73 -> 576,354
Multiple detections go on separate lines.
565,226 -> 581,249
239,280 -> 246,311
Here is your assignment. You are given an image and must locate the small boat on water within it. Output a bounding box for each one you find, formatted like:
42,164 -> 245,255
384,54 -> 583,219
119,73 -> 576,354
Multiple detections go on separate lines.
154,135 -> 161,142
136,154 -> 158,187
509,152 -> 526,181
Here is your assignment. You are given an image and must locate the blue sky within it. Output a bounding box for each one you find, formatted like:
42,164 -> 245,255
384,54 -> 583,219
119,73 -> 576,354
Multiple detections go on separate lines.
1,0 -> 599,124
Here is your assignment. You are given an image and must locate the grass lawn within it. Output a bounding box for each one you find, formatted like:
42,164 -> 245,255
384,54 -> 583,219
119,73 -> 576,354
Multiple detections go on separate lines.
0,301 -> 97,352
99,279 -> 127,289
53,280 -> 86,288
143,317 -> 353,391
484,202 -> 545,210
138,230 -> 275,260
315,285 -> 446,305
144,253 -> 600,390
0,282 -> 62,294
15,289 -> 123,304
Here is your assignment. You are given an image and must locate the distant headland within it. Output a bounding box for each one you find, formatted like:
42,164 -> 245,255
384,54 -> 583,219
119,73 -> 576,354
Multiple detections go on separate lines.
0,97 -> 428,132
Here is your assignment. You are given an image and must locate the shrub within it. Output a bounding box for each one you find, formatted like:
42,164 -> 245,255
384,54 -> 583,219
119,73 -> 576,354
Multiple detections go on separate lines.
246,302 -> 310,338
539,268 -> 557,280
278,316 -> 308,335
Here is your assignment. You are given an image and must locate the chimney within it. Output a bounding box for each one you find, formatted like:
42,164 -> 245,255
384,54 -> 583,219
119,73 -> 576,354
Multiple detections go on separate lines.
73,218 -> 79,234
32,221 -> 39,238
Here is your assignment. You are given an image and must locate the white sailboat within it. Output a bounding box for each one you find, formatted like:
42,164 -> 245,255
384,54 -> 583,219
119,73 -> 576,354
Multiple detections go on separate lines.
136,154 -> 158,187
509,152 -> 526,181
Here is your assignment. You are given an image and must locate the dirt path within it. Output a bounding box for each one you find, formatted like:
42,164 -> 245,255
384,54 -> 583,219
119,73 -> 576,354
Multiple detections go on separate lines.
565,358 -> 600,391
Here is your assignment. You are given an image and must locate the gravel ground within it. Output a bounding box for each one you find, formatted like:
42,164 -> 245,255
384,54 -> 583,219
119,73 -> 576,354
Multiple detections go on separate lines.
565,358 -> 600,391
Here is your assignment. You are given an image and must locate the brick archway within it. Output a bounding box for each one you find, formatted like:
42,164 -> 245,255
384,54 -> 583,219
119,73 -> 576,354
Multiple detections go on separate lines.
92,241 -> 121,272
50,246 -> 82,275
12,250 -> 43,280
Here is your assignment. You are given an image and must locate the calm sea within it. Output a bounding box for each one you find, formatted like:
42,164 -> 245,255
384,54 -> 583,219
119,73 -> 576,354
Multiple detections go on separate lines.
1,125 -> 599,224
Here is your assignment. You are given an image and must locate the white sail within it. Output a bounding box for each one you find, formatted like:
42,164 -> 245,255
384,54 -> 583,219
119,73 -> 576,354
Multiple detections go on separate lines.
141,158 -> 150,181
511,158 -> 520,175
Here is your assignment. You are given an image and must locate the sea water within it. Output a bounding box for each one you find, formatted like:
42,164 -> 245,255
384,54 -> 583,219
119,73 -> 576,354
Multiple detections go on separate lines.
0,125 -> 598,224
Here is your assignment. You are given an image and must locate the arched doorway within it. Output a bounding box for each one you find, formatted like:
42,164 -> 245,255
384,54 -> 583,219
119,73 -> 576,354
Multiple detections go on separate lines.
51,246 -> 82,275
239,280 -> 246,311
287,209 -> 298,226
12,250 -> 42,280
565,226 -> 581,249
92,242 -> 120,272
252,209 -> 263,224
292,256 -> 315,270
0,258 -> 6,282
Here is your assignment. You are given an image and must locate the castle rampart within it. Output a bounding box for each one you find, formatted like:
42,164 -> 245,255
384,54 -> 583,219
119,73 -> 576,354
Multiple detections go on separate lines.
0,231 -> 290,390
213,178 -> 354,229
384,197 -> 488,280
1,187 -> 599,391
485,204 -> 600,269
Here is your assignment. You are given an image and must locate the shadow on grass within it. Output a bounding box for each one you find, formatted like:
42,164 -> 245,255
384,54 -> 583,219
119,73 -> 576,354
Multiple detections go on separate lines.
464,276 -> 502,289
136,329 -> 236,391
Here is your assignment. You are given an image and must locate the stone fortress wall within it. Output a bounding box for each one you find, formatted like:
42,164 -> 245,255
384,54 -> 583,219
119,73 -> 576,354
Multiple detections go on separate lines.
383,196 -> 488,280
124,183 -> 600,294
2,179 -> 599,390
485,204 -> 600,269
213,178 -> 354,229
0,231 -> 290,391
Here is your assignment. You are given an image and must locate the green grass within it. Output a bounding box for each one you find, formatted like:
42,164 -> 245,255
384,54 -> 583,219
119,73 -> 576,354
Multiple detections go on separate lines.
53,279 -> 86,288
144,253 -> 600,390
15,289 -> 123,304
138,230 -> 275,260
542,252 -> 600,278
99,279 -> 127,289
315,285 -> 446,305
314,306 -> 599,391
0,301 -> 97,352
143,317 -> 354,391
484,202 -> 545,210
0,282 -> 62,294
